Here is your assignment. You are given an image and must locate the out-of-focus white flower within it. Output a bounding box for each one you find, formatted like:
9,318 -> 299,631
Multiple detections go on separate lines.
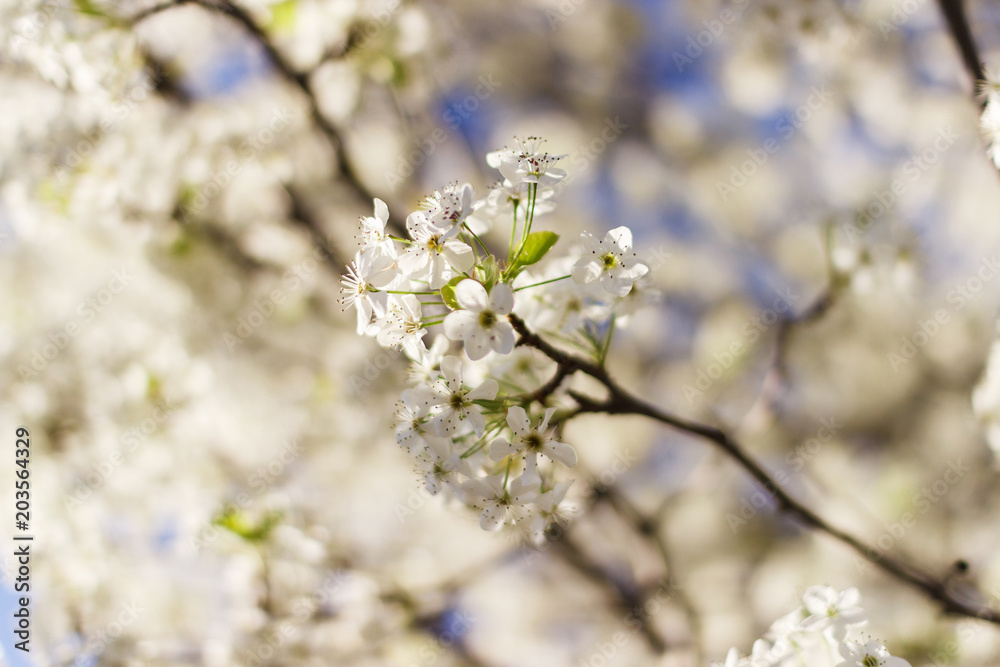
489,406 -> 576,484
443,280 -> 515,361
800,586 -> 867,640
467,179 -> 555,232
460,473 -> 538,531
527,480 -> 574,544
973,318 -> 1000,466
572,226 -> 649,297
413,434 -> 471,496
516,256 -> 610,334
981,88 -> 1000,168
406,334 -> 449,382
395,390 -> 437,454
836,639 -> 911,667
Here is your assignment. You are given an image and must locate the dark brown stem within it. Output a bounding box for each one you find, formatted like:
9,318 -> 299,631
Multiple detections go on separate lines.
935,0 -> 986,104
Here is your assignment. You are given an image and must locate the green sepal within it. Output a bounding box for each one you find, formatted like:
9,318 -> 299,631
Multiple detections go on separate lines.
440,276 -> 467,310
477,255 -> 500,291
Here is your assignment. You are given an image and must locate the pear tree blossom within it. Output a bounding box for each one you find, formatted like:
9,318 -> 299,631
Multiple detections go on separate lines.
338,137 -> 655,540
716,588 -> 909,667
443,279 -> 516,360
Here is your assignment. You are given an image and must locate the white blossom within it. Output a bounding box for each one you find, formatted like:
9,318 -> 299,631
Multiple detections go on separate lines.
459,473 -> 538,531
443,280 -> 516,360
572,226 -> 649,297
489,406 -> 576,484
399,210 -> 475,288
339,250 -> 398,334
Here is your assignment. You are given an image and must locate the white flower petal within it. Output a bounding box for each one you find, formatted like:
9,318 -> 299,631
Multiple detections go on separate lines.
480,505 -> 504,531
572,258 -> 602,285
374,198 -> 389,225
607,226 -> 633,249
444,310 -> 477,341
505,406 -> 531,435
543,440 -> 578,467
489,437 -> 517,461
490,282 -> 514,314
440,356 -> 464,389
467,408 -> 486,436
467,378 -> 499,401
443,240 -> 475,273
463,328 -> 492,360
455,279 -> 490,311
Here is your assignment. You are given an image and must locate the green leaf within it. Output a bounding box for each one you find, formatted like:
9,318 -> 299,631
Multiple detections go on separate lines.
73,0 -> 108,18
513,231 -> 559,270
440,276 -> 467,310
214,509 -> 282,542
477,255 -> 500,291
268,0 -> 297,31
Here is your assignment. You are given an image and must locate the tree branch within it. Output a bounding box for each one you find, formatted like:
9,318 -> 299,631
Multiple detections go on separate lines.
508,313 -> 1000,625
129,0 -> 404,236
935,0 -> 986,104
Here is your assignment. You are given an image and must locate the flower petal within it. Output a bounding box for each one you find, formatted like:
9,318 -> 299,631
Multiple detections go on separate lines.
455,279 -> 490,312
467,378 -> 498,401
463,327 -> 492,361
543,440 -> 578,467
480,505 -> 504,531
444,239 -> 475,273
490,321 -> 515,355
444,310 -> 477,341
539,407 -> 557,431
489,437 -> 517,461
490,282 -> 514,314
506,406 -> 531,435
440,355 -> 464,389
606,226 -> 633,250
374,198 -> 389,225
572,258 -> 601,285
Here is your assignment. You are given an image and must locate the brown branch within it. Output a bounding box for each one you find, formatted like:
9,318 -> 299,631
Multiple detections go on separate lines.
597,486 -> 703,663
772,288 -> 834,380
935,0 -> 986,104
551,532 -> 668,653
283,183 -> 346,269
128,0 -> 405,238
508,313 -> 1000,626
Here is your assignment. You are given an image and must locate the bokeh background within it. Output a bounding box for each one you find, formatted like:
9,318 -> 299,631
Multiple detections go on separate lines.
3,0 -> 1000,664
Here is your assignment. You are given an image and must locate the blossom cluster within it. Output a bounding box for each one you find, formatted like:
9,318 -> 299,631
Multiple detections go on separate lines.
339,137 -> 653,537
719,586 -> 911,667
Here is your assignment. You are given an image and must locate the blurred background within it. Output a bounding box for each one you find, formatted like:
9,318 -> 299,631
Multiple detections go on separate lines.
3,0 -> 1000,664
